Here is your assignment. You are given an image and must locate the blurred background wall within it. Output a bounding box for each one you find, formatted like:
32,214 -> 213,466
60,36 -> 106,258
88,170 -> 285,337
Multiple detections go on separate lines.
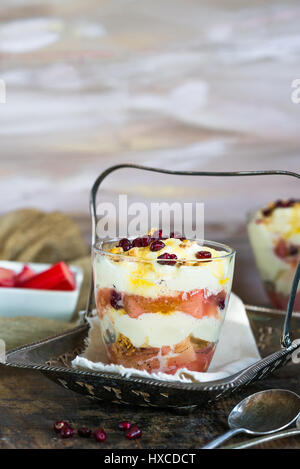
0,0 -> 299,218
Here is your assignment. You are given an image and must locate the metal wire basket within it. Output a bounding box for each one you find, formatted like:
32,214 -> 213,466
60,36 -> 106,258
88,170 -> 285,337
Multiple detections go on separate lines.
2,166 -> 300,408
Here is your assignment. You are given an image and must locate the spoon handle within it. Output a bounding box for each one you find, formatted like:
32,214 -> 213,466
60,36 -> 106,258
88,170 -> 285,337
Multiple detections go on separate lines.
221,428 -> 300,449
202,428 -> 244,449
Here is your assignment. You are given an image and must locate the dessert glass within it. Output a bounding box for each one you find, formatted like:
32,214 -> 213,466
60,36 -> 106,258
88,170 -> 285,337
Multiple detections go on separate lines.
247,200 -> 300,310
93,238 -> 235,375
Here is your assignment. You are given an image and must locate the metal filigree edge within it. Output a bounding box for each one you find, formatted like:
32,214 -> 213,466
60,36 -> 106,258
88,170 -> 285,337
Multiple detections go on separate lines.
3,324 -> 299,395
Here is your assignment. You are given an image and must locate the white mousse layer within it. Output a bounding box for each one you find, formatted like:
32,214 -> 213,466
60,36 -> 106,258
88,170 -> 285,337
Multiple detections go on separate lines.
94,240 -> 233,298
100,307 -> 223,346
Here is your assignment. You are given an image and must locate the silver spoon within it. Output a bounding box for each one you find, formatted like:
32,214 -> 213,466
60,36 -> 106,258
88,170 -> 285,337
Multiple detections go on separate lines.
202,389 -> 300,449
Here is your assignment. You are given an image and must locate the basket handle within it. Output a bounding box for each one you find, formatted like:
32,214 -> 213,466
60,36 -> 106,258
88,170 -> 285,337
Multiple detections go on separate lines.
86,164 -> 300,350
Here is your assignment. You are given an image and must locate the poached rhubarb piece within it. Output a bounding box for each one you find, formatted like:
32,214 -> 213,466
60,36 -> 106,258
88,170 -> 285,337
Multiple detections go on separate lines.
96,287 -> 223,374
96,287 -> 225,320
107,333 -> 216,374
21,262 -> 75,291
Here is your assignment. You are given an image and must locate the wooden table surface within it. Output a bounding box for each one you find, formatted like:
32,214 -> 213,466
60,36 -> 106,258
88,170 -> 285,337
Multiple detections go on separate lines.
1,367 -> 299,450
0,220 -> 299,450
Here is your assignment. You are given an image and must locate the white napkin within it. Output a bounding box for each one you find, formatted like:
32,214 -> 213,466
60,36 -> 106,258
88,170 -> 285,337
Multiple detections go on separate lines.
72,292 -> 260,383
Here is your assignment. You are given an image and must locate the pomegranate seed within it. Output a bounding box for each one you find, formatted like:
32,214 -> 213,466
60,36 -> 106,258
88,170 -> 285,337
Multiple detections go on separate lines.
262,207 -> 273,217
60,426 -> 74,439
275,199 -> 299,209
78,427 -> 92,438
275,199 -> 290,208
125,425 -> 142,440
118,421 -> 131,431
289,199 -> 300,206
150,240 -> 165,252
141,236 -> 151,247
132,238 -> 143,247
289,245 -> 298,256
94,428 -> 107,442
111,290 -> 122,309
118,238 -> 132,252
157,253 -> 177,265
53,421 -> 69,433
286,198 -> 296,206
196,251 -> 212,260
170,231 -> 185,241
152,229 -> 163,239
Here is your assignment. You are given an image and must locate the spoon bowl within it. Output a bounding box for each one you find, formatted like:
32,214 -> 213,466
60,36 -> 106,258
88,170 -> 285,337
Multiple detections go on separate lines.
203,389 -> 300,449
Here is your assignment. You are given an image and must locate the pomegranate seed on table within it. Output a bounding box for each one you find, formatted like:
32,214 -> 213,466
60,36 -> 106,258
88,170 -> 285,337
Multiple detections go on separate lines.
60,426 -> 74,439
94,428 -> 107,442
196,251 -> 212,260
125,425 -> 142,440
150,240 -> 165,252
78,427 -> 92,438
118,421 -> 131,431
53,420 -> 69,433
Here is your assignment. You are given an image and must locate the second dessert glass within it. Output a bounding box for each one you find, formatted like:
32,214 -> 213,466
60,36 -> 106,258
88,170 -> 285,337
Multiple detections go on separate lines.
93,236 -> 235,375
248,200 -> 300,311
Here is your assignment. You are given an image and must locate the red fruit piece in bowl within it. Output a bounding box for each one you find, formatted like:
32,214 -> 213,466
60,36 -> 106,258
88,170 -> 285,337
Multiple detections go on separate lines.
15,265 -> 36,287
0,268 -> 15,287
20,262 -> 76,291
60,426 -> 74,439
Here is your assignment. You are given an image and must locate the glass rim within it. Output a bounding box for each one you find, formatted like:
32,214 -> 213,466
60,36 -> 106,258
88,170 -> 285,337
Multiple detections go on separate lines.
93,238 -> 236,263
